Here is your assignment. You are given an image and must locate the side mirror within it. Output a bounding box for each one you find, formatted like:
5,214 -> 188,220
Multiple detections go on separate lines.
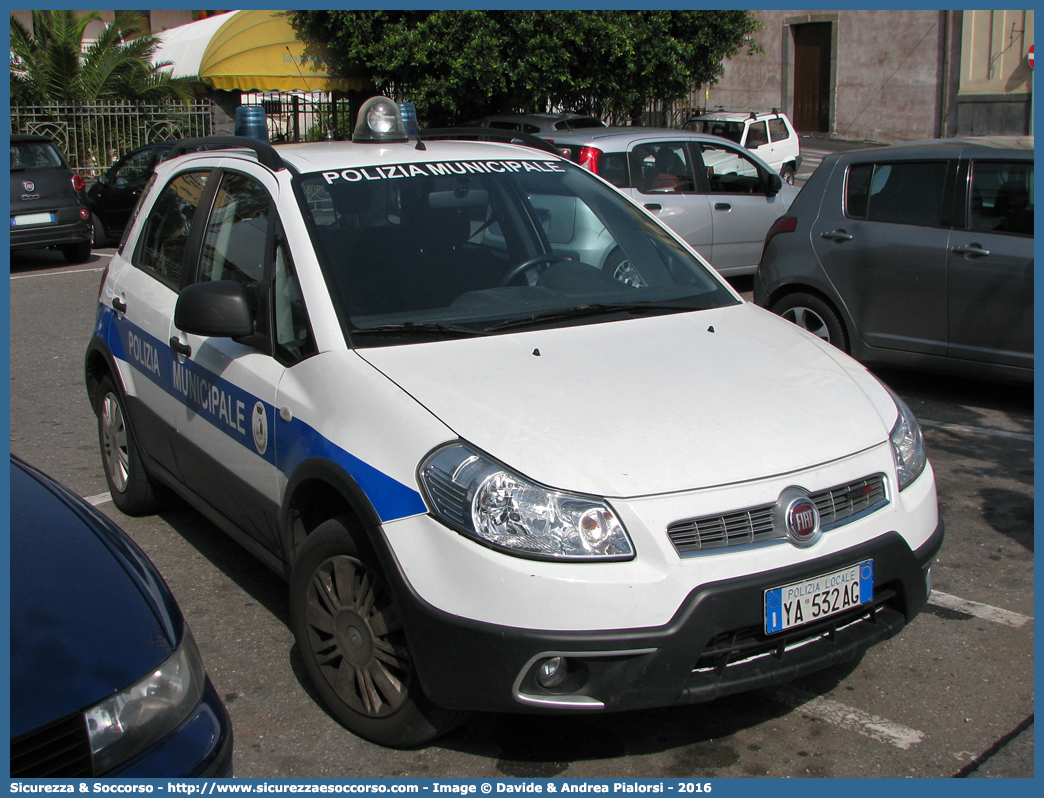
766,172 -> 783,197
97,173 -> 109,186
175,280 -> 254,338
114,176 -> 129,189
746,141 -> 760,149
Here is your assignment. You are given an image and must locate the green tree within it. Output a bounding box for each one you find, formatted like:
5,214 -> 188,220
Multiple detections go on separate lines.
291,10 -> 760,126
10,10 -> 196,105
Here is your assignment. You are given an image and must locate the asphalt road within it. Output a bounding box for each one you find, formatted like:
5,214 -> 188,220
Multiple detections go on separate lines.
8,247 -> 1034,779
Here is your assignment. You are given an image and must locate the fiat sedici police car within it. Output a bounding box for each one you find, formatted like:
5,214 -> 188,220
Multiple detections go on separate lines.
85,98 -> 942,748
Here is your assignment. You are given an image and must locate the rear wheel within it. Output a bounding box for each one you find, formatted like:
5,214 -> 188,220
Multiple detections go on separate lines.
771,292 -> 848,352
781,165 -> 796,185
96,375 -> 165,514
62,239 -> 91,264
90,214 -> 107,247
289,516 -> 467,748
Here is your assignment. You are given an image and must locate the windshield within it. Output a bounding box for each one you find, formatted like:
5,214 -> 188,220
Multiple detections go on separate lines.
691,120 -> 745,145
296,157 -> 736,345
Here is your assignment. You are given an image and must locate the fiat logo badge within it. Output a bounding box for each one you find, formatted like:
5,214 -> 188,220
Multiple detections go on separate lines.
22,181 -> 34,192
774,488 -> 822,548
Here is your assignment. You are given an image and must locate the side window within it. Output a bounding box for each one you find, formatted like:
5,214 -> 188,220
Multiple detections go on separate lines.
114,149 -> 154,182
969,161 -> 1033,236
197,172 -> 272,327
135,170 -> 210,285
598,152 -> 629,189
272,226 -> 317,363
698,142 -> 766,195
768,118 -> 790,142
864,161 -> 948,227
745,121 -> 769,149
632,143 -> 696,193
845,163 -> 874,219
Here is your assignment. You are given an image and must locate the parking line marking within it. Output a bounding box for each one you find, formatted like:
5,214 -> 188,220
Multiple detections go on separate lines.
85,492 -> 112,506
9,264 -> 108,280
920,419 -> 1033,442
766,685 -> 925,749
929,591 -> 1032,627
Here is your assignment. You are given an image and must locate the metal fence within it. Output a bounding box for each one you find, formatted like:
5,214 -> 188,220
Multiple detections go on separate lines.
240,90 -> 357,143
10,100 -> 213,179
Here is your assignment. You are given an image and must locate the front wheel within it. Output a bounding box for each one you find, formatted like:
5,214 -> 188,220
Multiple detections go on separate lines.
289,517 -> 467,748
96,375 -> 166,514
781,165 -> 796,185
771,292 -> 848,352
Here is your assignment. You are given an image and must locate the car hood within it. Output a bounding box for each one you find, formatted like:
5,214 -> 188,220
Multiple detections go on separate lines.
359,303 -> 898,497
9,462 -> 174,739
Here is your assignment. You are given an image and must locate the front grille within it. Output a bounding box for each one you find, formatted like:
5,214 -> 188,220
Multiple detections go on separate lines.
667,473 -> 888,555
10,712 -> 93,777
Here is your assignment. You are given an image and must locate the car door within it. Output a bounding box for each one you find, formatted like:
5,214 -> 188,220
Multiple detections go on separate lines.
692,139 -> 790,273
95,147 -> 161,235
947,157 -> 1033,370
168,167 -> 299,554
811,158 -> 955,356
107,168 -> 214,477
624,140 -> 714,261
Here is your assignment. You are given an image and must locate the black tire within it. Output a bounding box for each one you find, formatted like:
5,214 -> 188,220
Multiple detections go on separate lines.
603,248 -> 646,288
781,165 -> 796,185
771,292 -> 848,352
96,375 -> 165,514
62,239 -> 92,264
90,213 -> 107,247
289,516 -> 467,748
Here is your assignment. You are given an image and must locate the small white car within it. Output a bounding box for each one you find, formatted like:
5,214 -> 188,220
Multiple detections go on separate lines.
85,98 -> 941,749
687,109 -> 802,184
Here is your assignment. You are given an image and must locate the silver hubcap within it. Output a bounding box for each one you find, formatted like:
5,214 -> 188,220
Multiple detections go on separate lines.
100,392 -> 130,492
782,306 -> 831,342
305,555 -> 410,718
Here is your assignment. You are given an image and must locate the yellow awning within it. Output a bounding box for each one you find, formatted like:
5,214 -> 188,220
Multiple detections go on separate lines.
198,10 -> 371,93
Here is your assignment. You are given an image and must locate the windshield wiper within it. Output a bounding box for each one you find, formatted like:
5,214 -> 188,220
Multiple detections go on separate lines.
351,321 -> 490,338
484,302 -> 695,332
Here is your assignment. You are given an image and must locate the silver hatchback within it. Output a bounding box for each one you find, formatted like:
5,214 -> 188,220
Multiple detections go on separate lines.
543,128 -> 799,276
755,138 -> 1033,383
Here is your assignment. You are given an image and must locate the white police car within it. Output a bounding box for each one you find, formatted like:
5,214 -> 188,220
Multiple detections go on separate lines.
85,97 -> 942,748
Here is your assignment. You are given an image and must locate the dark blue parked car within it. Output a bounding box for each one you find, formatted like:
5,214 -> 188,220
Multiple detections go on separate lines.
9,455 -> 233,777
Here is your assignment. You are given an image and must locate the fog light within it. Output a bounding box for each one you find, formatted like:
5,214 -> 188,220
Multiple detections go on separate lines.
536,656 -> 568,689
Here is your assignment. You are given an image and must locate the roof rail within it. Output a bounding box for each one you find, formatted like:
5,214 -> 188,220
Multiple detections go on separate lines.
165,136 -> 285,172
419,128 -> 562,157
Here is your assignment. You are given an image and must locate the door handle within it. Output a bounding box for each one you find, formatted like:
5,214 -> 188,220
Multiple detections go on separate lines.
714,203 -> 732,211
644,203 -> 662,211
952,245 -> 990,257
169,337 -> 192,358
111,297 -> 127,314
821,230 -> 854,242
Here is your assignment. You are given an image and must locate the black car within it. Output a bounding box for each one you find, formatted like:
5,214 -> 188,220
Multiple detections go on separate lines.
10,134 -> 93,263
9,455 -> 233,777
87,142 -> 176,245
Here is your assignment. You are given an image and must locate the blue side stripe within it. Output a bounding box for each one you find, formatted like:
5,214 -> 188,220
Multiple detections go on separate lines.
94,303 -> 427,522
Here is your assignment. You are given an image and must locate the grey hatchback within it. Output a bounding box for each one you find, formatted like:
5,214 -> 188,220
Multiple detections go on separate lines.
754,138 -> 1033,383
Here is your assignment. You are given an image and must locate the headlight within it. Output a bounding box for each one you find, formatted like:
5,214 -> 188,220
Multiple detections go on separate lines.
84,628 -> 206,774
884,385 -> 927,491
420,443 -> 635,561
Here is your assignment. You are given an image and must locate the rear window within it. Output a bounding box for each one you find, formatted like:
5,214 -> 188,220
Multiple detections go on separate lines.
691,120 -> 744,144
10,141 -> 65,170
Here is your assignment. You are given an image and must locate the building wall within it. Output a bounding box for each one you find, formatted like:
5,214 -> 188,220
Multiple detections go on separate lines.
706,9 -> 1033,142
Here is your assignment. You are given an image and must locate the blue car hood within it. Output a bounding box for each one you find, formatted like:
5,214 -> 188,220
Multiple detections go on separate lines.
9,462 -> 176,739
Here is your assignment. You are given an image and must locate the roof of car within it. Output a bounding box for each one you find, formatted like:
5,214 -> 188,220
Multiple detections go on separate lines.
537,127 -> 722,145
160,137 -> 571,175
695,110 -> 786,122
11,134 -> 58,144
829,137 -> 1035,161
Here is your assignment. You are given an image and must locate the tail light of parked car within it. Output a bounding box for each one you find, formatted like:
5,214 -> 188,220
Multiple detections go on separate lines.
71,174 -> 86,192
579,146 -> 604,173
761,215 -> 797,259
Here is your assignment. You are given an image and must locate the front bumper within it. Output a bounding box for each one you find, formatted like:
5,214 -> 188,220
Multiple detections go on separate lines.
394,520 -> 942,714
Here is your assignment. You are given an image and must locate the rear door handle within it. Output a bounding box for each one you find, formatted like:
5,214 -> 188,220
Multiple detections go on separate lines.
821,230 -> 854,242
169,337 -> 192,358
644,203 -> 662,211
714,203 -> 732,211
111,297 -> 126,314
952,245 -> 990,257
